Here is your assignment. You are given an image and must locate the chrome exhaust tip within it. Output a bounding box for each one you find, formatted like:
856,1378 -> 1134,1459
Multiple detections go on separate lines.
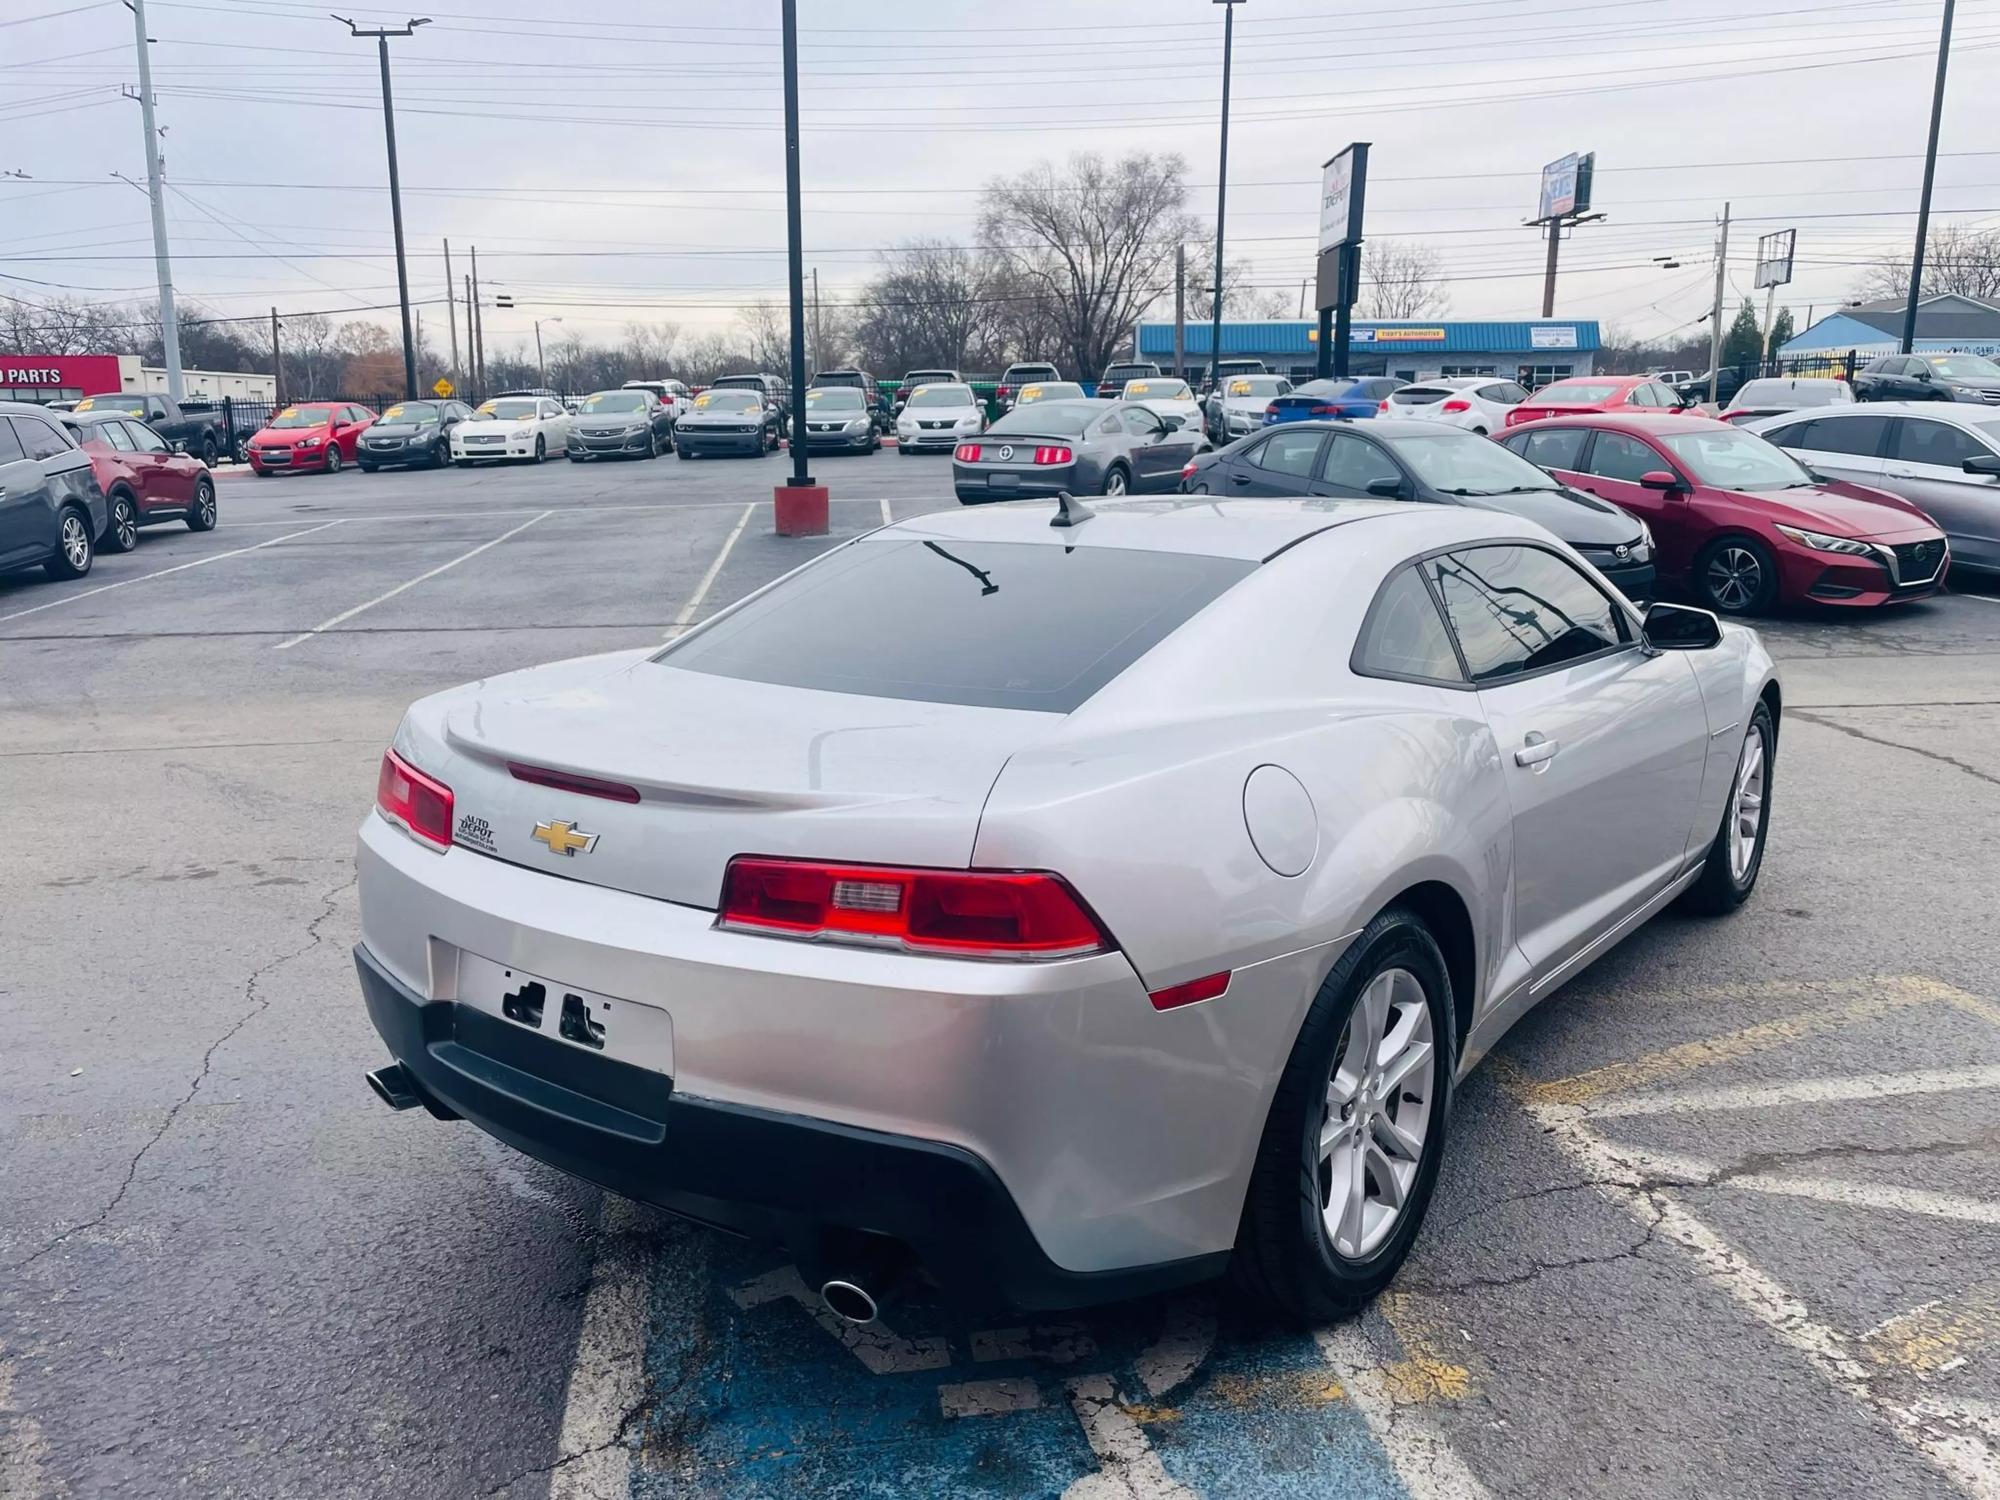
365,1063 -> 422,1111
819,1280 -> 879,1326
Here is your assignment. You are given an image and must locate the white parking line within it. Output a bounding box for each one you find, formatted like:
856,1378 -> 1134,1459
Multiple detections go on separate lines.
668,501 -> 756,634
880,498 -> 893,526
1061,1374 -> 1197,1500
1316,1325 -> 1495,1500
0,520 -> 344,626
1588,1063 -> 2000,1118
272,510 -> 553,649
1730,1175 -> 2000,1228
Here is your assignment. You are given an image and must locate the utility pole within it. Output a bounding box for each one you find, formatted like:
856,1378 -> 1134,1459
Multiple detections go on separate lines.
269,308 -> 282,406
534,317 -> 561,391
1708,202 -> 1732,406
1903,0 -> 1955,353
1173,244 -> 1187,380
443,238 -> 459,395
469,245 -> 485,397
336,15 -> 428,400
1207,0 -> 1245,391
463,273 -> 476,396
1760,282 -> 1780,363
127,0 -> 183,402
1541,222 -> 1562,320
811,266 -> 822,378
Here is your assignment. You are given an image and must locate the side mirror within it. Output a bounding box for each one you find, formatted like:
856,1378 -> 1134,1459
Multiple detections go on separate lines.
1914,366 -> 1933,382
1639,470 -> 1682,492
169,438 -> 186,453
1365,476 -> 1407,499
1963,454 -> 2000,476
1644,601 -> 1722,651
1161,414 -> 1185,431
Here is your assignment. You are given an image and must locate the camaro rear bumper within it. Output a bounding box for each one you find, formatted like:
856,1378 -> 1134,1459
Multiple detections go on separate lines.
355,944 -> 1222,1310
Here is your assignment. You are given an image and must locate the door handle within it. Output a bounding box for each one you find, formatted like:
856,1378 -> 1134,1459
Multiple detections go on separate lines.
1229,472 -> 1252,485
1514,733 -> 1560,769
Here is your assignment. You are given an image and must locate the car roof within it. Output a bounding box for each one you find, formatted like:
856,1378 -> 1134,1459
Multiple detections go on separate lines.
1508,411 -> 1717,434
1253,417 -> 1485,440
876,495 -> 1481,561
1785,399 -> 1993,423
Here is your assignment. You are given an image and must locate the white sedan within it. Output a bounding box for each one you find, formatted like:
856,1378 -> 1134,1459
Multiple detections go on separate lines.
1382,377 -> 1531,435
896,383 -> 985,454
451,395 -> 572,465
1120,376 -> 1204,435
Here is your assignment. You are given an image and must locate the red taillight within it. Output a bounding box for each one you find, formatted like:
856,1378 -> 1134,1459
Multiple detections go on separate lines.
1149,970 -> 1230,1011
1265,403 -> 1280,416
1180,459 -> 1198,480
377,748 -> 453,851
1377,400 -> 1390,414
507,761 -> 640,804
718,856 -> 1113,959
996,385 -> 1012,400
1440,399 -> 1471,413
1032,445 -> 1072,465
955,443 -> 982,462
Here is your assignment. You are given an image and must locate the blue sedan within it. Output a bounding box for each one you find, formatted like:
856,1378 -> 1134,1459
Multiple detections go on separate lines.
1266,376 -> 1405,425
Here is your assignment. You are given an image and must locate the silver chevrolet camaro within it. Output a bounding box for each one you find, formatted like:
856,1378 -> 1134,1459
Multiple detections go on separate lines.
356,495 -> 1779,1322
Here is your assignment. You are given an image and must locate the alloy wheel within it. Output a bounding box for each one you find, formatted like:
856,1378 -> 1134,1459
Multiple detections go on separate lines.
1728,728 -> 1766,881
1706,546 -> 1762,611
61,512 -> 91,570
325,446 -> 341,474
1104,468 -> 1129,496
194,483 -> 216,527
1318,967 -> 1436,1261
113,497 -> 137,550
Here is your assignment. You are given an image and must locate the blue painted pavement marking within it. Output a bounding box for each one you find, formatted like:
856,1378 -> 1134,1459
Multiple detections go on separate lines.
626,1224 -> 1416,1499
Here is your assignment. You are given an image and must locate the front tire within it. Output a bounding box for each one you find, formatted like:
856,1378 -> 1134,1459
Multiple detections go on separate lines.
46,506 -> 95,580
103,492 -> 139,553
324,446 -> 342,475
185,477 -> 217,531
1695,536 -> 1777,615
532,435 -> 546,463
1234,906 -> 1455,1322
1679,703 -> 1775,915
198,433 -> 219,467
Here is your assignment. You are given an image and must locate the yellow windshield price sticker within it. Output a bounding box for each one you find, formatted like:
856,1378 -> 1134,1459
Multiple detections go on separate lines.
806,389 -> 830,404
75,397 -> 96,411
279,406 -> 301,419
694,393 -> 714,408
912,386 -> 931,398
1127,381 -> 1152,396
1229,380 -> 1252,396
384,405 -> 405,420
476,402 -> 497,414
1020,385 -> 1042,400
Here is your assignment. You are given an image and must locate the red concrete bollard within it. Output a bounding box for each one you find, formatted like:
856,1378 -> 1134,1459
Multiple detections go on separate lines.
773,482 -> 829,537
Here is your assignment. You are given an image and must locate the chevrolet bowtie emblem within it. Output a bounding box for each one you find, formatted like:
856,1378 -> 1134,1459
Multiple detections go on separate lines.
532,820 -> 598,857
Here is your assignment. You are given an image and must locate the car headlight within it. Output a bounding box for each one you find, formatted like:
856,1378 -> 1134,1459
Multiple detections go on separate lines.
1637,520 -> 1654,549
845,418 -> 868,431
511,426 -> 534,439
1775,523 -> 1873,556
293,438 -> 314,449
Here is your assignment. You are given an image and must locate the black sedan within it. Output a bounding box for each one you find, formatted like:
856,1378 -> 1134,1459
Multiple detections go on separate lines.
675,389 -> 781,459
356,399 -> 471,471
1183,419 -> 1657,599
566,389 -> 674,461
952,399 -> 1208,504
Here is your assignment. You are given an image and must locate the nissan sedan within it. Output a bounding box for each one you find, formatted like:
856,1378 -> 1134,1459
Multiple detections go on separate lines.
355,495 -> 1779,1321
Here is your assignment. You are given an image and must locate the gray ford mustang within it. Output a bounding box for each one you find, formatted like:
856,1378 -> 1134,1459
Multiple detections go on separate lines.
953,398 -> 1209,502
355,495 -> 1779,1321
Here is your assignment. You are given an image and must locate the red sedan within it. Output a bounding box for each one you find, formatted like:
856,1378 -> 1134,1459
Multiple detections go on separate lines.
246,402 -> 375,475
60,410 -> 218,550
1504,373 -> 1693,428
1499,413 -> 1948,614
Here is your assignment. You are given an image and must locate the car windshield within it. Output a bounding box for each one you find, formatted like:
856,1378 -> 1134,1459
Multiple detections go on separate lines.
1925,355 -> 2000,380
474,399 -> 540,421
1660,427 -> 1815,489
989,401 -> 1100,436
380,402 -> 439,423
907,385 -> 974,408
1017,383 -> 1084,403
1225,377 -> 1288,398
1125,379 -> 1191,399
581,392 -> 647,413
806,388 -> 866,410
659,539 -> 1254,713
1536,382 -> 1622,404
1389,431 -> 1562,494
268,405 -> 335,428
694,390 -> 760,412
74,395 -> 147,414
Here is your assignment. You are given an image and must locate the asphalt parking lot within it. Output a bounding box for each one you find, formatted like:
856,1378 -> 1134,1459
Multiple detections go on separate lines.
3,447 -> 1998,1500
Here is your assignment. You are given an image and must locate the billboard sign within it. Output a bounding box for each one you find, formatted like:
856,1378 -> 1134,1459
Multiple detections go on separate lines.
1535,152 -> 1594,222
1530,326 -> 1580,349
1754,229 -> 1797,290
1318,143 -> 1370,254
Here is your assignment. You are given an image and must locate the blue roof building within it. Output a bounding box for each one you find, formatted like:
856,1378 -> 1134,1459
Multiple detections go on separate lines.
1778,294 -> 2000,360
1134,318 -> 1601,385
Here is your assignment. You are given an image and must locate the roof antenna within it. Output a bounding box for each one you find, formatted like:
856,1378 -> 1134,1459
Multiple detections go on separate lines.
1049,491 -> 1096,528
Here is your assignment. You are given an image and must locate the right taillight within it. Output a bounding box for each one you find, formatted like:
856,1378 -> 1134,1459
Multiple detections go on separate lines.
955,443 -> 982,462
718,856 -> 1113,960
1032,445 -> 1072,465
377,748 -> 453,851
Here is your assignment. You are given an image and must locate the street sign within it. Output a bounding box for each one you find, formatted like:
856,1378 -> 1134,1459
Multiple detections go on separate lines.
432,378 -> 454,398
1754,230 -> 1797,290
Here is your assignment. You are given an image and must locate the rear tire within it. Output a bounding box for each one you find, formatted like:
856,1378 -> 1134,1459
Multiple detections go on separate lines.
185,477 -> 217,531
1678,703 -> 1775,915
198,433 -> 219,467
1101,464 -> 1131,497
46,505 -> 95,580
103,492 -> 139,553
1233,906 -> 1455,1323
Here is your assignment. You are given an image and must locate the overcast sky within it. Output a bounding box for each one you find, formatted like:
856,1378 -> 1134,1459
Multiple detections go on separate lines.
5,0 -> 1998,359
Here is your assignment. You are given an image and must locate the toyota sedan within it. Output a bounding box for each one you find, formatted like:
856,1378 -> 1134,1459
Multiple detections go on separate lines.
355,494 -> 1779,1321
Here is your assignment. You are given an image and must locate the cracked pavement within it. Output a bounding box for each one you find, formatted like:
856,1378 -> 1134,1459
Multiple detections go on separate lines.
3,460 -> 1998,1498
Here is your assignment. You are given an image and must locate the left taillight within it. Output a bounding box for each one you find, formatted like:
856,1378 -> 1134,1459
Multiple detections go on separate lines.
955,443 -> 982,462
718,856 -> 1113,960
1440,399 -> 1471,413
377,748 -> 453,851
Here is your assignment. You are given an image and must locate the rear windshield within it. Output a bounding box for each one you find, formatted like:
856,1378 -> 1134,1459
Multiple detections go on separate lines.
989,400 -> 1100,436
659,539 -> 1254,713
1536,382 -> 1621,403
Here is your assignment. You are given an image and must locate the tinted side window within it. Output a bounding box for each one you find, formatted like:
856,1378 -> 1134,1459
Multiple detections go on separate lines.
1429,545 -> 1628,683
12,415 -> 74,460
1515,427 -> 1588,471
1494,383 -> 1531,403
1798,415 -> 1888,457
1626,385 -> 1656,408
0,421 -> 25,463
1761,420 -> 1810,448
1251,429 -> 1325,477
1318,434 -> 1402,494
1892,419 -> 1989,469
1353,566 -> 1464,684
1584,431 -> 1666,483
127,421 -> 169,453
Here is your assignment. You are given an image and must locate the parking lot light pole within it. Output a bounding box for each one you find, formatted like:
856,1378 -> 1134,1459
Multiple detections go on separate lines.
773,0 -> 827,536
336,14 -> 429,402
534,317 -> 561,391
1902,0 -> 1955,354
1207,0 -> 1244,392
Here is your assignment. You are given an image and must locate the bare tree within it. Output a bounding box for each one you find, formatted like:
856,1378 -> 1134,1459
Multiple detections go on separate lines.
1853,224 -> 2000,305
735,300 -> 792,374
1,293 -> 129,355
851,240 -> 1000,375
980,152 -> 1199,377
1182,247 -> 1292,321
1358,240 -> 1451,320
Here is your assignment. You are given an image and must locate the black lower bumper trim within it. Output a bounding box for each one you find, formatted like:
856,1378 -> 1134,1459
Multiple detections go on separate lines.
355,944 -> 1224,1310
